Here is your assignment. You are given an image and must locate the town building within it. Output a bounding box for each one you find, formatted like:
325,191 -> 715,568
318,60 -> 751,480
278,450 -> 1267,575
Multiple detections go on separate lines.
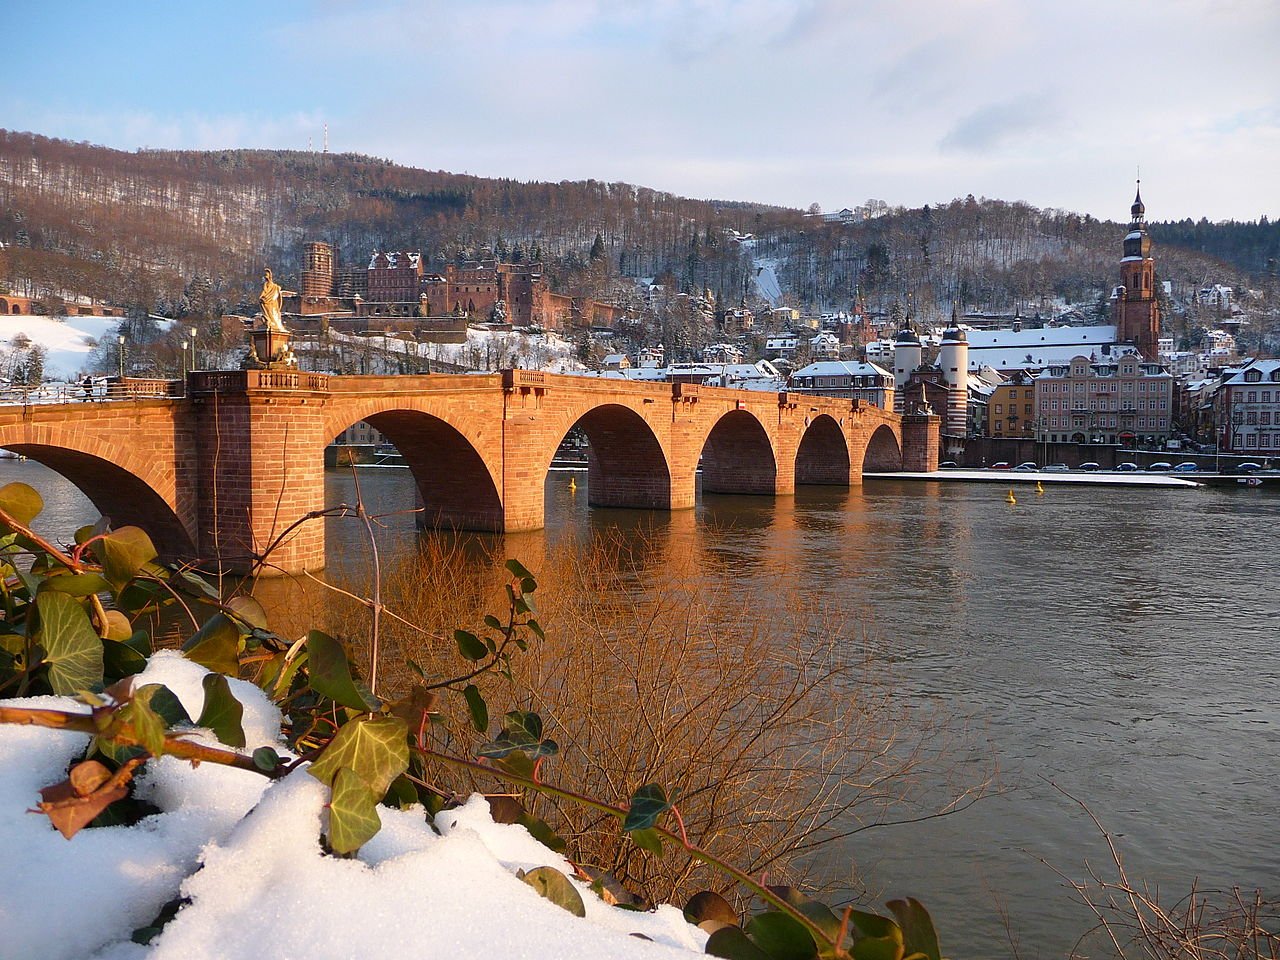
1217,359 -> 1280,455
987,370 -> 1039,439
1034,354 -> 1173,445
787,360 -> 894,409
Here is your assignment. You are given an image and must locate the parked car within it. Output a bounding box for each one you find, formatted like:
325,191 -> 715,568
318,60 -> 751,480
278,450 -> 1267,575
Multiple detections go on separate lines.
1236,462 -> 1263,473
1147,461 -> 1173,471
1172,462 -> 1199,472
939,460 -> 959,469
989,462 -> 1011,470
1115,462 -> 1139,472
1043,463 -> 1070,473
1013,462 -> 1038,472
1079,462 -> 1101,472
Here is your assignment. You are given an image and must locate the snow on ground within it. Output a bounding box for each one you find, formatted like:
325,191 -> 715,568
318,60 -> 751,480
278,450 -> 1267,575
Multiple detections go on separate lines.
311,327 -> 586,374
751,259 -> 782,307
0,314 -> 125,381
0,653 -> 707,960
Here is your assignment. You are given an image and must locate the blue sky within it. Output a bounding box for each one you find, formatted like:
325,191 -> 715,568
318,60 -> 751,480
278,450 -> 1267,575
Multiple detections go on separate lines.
5,0 -> 1278,221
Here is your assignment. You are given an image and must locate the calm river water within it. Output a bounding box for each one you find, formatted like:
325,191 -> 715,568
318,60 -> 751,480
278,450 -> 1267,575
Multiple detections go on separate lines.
6,459 -> 1278,959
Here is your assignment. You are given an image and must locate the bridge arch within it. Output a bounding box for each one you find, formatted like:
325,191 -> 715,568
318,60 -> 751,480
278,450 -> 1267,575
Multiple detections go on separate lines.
795,414 -> 851,485
326,407 -> 503,531
0,441 -> 194,558
547,403 -> 672,510
860,424 -> 902,473
699,409 -> 778,495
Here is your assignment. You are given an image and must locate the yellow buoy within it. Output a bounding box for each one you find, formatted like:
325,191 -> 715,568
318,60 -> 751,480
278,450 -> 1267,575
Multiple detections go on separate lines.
1035,481 -> 1045,495
1005,489 -> 1017,504
569,476 -> 577,492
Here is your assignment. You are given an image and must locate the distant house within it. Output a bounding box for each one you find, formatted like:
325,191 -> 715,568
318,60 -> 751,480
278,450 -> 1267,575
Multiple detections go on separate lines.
765,334 -> 800,358
788,360 -> 894,409
602,353 -> 630,371
808,331 -> 840,359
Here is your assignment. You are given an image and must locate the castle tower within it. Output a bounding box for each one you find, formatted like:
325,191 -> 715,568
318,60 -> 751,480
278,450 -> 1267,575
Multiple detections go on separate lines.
939,304 -> 969,437
301,241 -> 336,298
892,324 -> 922,414
1112,183 -> 1160,360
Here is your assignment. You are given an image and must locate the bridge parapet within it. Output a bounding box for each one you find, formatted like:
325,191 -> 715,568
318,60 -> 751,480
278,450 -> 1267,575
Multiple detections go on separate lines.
189,370 -> 331,395
105,377 -> 183,399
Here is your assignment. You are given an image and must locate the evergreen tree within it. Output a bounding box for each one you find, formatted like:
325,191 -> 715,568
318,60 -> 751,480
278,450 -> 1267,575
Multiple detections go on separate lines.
589,233 -> 605,262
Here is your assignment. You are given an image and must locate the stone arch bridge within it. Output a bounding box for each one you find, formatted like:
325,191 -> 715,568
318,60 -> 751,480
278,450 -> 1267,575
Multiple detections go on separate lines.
0,370 -> 938,574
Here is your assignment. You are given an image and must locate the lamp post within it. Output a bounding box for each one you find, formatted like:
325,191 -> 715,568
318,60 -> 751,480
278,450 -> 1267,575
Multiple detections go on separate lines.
117,335 -> 125,379
189,326 -> 198,371
180,340 -> 189,379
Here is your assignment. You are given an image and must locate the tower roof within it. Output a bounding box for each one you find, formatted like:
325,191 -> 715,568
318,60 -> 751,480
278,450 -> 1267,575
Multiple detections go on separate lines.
1131,181 -> 1145,221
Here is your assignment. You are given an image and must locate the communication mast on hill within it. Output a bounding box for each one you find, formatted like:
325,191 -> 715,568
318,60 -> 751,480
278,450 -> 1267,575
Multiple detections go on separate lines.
323,122 -> 329,154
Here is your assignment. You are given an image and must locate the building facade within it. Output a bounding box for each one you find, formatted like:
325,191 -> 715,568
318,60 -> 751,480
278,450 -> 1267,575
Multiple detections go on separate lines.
1034,354 -> 1173,444
987,370 -> 1038,438
788,360 -> 894,409
1218,359 -> 1280,455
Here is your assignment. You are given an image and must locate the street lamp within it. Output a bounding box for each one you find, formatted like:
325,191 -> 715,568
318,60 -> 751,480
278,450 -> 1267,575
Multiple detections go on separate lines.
117,335 -> 125,379
189,326 -> 198,371
180,340 -> 189,378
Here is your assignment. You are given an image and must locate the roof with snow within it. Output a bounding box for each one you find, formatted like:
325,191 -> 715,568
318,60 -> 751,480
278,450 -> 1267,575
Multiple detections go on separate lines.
791,360 -> 891,379
963,324 -> 1123,370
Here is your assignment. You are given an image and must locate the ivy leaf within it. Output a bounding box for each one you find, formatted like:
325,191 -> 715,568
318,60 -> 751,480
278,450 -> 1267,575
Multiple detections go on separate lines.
504,558 -> 535,582
705,926 -> 773,960
144,683 -> 191,727
744,911 -> 818,960
685,891 -> 739,927
623,783 -> 673,833
253,746 -> 282,773
122,684 -> 170,757
520,865 -> 585,917
308,716 -> 409,798
182,613 -> 241,676
505,710 -> 542,741
453,629 -> 487,662
629,826 -> 664,855
197,674 -> 246,748
0,481 -> 43,528
173,568 -> 222,602
306,631 -> 380,711
43,572 -> 112,597
93,527 -> 158,592
102,638 -> 148,682
225,595 -> 268,630
35,591 -> 104,695
326,766 -> 381,855
463,683 -> 487,733
887,898 -> 941,960
37,760 -> 130,840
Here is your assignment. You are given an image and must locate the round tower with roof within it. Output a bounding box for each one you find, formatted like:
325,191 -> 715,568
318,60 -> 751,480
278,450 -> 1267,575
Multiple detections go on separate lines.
892,324 -> 922,414
1113,181 -> 1161,360
939,304 -> 969,437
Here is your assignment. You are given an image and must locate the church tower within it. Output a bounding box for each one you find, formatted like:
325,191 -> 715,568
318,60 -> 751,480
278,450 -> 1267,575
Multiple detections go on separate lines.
1112,182 -> 1160,360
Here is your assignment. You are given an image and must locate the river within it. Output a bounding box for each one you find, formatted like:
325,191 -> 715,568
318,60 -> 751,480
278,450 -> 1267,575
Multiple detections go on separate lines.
5,458 -> 1277,958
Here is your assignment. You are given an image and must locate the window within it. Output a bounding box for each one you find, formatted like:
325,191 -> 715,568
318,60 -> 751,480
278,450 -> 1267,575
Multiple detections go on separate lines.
1248,391 -> 1258,402
1262,412 -> 1272,425
1025,404 -> 1033,415
1247,411 -> 1258,425
995,403 -> 1003,414
1009,390 -> 1017,399
1263,391 -> 1272,402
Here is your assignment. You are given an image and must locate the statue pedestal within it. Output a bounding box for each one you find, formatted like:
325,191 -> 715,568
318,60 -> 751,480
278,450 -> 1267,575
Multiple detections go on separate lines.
242,328 -> 297,369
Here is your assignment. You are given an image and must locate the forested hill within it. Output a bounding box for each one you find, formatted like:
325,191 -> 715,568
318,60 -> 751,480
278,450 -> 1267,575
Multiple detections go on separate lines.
0,129 -> 1274,321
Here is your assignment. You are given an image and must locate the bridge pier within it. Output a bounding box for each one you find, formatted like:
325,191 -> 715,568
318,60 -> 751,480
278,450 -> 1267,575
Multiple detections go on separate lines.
191,371 -> 330,576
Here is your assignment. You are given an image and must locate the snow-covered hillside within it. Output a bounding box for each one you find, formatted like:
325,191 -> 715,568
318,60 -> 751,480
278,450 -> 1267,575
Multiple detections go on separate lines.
0,314 -> 124,380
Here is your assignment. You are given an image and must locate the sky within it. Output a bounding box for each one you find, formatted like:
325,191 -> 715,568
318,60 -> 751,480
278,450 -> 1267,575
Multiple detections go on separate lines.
4,0 -> 1278,222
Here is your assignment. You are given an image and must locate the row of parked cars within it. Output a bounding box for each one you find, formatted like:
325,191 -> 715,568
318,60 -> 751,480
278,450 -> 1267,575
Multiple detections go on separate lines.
942,461 -> 1268,474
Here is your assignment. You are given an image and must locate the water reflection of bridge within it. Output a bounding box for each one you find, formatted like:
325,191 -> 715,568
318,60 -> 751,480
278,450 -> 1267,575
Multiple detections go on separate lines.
0,370 -> 938,573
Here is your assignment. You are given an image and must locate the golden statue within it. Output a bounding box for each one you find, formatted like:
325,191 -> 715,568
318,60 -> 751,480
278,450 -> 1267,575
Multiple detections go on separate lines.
258,268 -> 293,333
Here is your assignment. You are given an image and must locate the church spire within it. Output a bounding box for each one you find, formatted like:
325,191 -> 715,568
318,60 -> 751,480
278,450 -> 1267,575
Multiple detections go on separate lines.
1131,178 -> 1145,222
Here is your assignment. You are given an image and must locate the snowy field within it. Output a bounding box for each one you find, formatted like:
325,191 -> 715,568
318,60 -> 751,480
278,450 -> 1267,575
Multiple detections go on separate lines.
0,652 -> 708,960
0,314 -> 127,381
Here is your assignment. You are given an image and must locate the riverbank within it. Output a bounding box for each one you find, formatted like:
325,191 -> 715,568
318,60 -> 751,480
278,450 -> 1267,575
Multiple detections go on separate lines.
865,469 -> 1202,488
